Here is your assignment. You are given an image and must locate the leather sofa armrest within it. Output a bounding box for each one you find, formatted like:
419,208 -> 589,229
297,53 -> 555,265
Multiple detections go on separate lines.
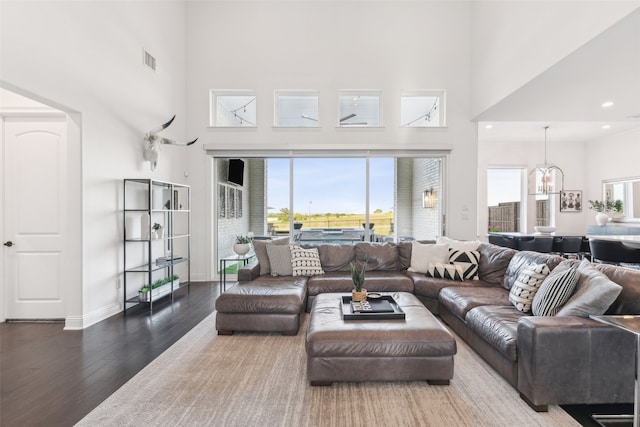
238,261 -> 260,281
517,316 -> 635,409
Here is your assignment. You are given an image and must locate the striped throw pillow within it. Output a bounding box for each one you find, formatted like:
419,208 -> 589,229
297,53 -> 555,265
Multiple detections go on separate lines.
532,267 -> 578,316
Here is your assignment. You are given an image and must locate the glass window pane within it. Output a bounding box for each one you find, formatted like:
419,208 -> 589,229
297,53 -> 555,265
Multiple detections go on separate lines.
400,91 -> 445,127
487,168 -> 523,233
369,158 -> 395,240
267,159 -> 291,237
211,91 -> 256,127
275,91 -> 319,127
293,158 -> 366,244
338,91 -> 382,127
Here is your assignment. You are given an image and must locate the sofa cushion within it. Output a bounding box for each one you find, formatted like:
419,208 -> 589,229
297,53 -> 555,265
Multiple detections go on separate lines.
411,272 -> 498,300
578,261 -> 640,315
355,242 -> 398,271
306,271 -> 414,296
316,244 -> 355,272
508,263 -> 550,313
290,246 -> 325,277
502,251 -> 564,291
438,286 -> 512,321
477,243 -> 517,287
253,237 -> 290,276
426,262 -> 464,281
532,265 -> 578,316
266,244 -> 293,276
449,249 -> 480,280
408,242 -> 449,273
556,260 -> 622,317
465,305 -> 525,362
215,276 -> 307,314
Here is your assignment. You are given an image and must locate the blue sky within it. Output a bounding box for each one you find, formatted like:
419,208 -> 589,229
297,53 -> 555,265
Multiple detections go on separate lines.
487,168 -> 522,206
267,158 -> 394,214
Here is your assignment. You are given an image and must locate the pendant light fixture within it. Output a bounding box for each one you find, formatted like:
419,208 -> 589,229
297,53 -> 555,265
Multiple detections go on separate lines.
528,126 -> 564,195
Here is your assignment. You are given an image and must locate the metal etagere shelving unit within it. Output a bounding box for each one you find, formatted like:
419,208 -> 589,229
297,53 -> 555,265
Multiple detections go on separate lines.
123,179 -> 191,312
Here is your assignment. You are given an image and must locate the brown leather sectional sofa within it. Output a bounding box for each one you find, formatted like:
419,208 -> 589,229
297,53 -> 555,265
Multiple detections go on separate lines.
215,241 -> 639,411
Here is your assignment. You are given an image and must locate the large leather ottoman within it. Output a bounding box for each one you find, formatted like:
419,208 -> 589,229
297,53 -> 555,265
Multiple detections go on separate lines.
215,277 -> 307,335
306,292 -> 457,385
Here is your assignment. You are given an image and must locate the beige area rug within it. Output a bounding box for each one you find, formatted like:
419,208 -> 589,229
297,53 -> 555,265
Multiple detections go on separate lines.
77,313 -> 579,427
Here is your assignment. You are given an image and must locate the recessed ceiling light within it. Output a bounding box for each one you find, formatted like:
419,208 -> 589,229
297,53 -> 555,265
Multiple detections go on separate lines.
602,124 -> 611,129
601,101 -> 614,108
485,124 -> 493,129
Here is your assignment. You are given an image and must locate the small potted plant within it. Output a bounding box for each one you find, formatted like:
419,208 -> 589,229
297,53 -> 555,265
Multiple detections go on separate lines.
350,261 -> 367,302
233,234 -> 253,255
152,223 -> 163,239
589,199 -> 623,226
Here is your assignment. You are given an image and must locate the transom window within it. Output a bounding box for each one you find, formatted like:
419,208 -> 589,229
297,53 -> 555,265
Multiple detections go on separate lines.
210,90 -> 257,127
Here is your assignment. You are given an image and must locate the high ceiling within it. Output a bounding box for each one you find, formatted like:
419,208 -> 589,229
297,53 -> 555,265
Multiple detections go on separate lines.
477,6 -> 640,144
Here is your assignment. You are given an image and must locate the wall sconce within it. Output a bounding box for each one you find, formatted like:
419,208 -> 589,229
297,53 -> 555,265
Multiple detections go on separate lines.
423,188 -> 436,208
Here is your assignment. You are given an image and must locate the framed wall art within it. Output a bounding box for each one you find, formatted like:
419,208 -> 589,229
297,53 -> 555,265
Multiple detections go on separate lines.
560,190 -> 582,212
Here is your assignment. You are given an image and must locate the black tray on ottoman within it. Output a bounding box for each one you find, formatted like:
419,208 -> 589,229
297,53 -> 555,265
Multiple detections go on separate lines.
341,295 -> 405,320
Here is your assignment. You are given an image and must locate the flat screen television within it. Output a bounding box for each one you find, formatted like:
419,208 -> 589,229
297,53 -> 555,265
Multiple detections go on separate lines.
228,159 -> 244,186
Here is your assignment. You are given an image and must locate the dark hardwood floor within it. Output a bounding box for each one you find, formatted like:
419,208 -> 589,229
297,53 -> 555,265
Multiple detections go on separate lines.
0,282 -> 220,427
0,280 -> 630,426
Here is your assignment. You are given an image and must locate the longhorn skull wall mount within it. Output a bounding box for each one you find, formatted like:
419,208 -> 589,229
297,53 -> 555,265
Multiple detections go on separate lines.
143,115 -> 197,171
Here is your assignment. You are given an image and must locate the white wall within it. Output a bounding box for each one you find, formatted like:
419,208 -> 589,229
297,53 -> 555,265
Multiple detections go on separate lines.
1,1 -> 188,328
586,127 -> 640,207
470,0 -> 639,118
478,135 -> 589,237
186,1 -> 479,279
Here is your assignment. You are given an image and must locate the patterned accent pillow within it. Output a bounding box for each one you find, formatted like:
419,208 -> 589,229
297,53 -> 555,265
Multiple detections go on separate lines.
425,262 -> 464,281
532,266 -> 579,316
290,245 -> 325,277
509,263 -> 551,313
449,249 -> 480,280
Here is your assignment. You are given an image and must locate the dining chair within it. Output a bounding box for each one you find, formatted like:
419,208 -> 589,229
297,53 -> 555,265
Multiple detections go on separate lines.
552,236 -> 584,259
589,239 -> 640,266
488,234 -> 518,250
517,236 -> 554,253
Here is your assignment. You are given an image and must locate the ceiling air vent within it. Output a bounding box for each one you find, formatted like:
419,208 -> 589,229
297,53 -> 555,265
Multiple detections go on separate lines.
143,49 -> 156,71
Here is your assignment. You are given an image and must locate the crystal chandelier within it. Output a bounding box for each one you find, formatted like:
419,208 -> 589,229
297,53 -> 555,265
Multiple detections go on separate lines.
528,126 -> 564,195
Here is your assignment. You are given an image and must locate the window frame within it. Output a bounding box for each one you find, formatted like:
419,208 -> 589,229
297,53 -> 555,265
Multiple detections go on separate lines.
273,90 -> 320,128
400,89 -> 446,128
337,90 -> 383,128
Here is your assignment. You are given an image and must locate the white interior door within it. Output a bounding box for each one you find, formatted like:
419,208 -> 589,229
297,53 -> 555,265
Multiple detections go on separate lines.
3,117 -> 67,319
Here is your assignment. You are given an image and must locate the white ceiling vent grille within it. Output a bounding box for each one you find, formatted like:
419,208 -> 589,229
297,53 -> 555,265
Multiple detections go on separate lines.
143,49 -> 156,71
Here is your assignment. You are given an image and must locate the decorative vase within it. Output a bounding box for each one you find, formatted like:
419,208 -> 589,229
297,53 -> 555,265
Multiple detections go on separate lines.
352,289 -> 367,302
595,212 -> 609,226
233,243 -> 251,255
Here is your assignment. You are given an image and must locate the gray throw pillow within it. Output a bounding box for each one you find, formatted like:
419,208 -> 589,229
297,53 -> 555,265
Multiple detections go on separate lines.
556,260 -> 623,317
266,244 -> 293,276
253,238 -> 289,276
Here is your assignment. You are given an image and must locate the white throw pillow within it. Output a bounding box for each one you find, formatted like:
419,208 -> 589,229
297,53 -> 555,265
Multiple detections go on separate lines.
509,263 -> 551,313
408,242 -> 449,274
437,236 -> 481,251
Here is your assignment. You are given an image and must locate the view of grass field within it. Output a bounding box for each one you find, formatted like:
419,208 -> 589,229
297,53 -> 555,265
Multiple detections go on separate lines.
268,211 -> 394,236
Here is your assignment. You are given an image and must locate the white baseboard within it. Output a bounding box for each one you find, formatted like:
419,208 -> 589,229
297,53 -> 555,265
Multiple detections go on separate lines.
64,302 -> 121,330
